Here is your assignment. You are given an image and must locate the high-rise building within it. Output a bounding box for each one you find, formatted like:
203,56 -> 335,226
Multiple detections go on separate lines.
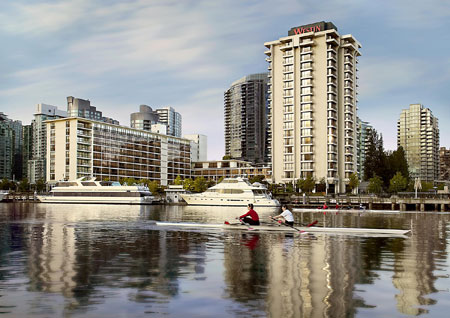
0,113 -> 15,180
67,96 -> 119,125
397,103 -> 439,182
28,104 -> 67,183
156,107 -> 182,137
45,117 -> 191,185
264,22 -> 361,193
130,105 -> 161,130
224,73 -> 269,164
22,125 -> 33,180
439,147 -> 449,181
184,134 -> 208,162
356,118 -> 373,179
0,112 -> 23,180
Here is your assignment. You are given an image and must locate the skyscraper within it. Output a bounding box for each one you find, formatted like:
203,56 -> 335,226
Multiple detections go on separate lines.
439,147 -> 450,181
156,107 -> 182,137
0,113 -> 14,180
264,22 -> 361,193
22,125 -> 33,180
224,73 -> 269,164
28,104 -> 67,183
356,118 -> 373,179
397,104 -> 439,182
130,105 -> 160,131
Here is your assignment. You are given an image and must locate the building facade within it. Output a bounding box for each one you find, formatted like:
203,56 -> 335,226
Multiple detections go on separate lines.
156,107 -> 182,137
28,104 -> 67,183
264,22 -> 361,193
439,147 -> 450,181
397,104 -> 439,182
224,73 -> 269,164
46,118 -> 191,185
130,105 -> 161,131
192,160 -> 271,182
0,113 -> 14,179
22,125 -> 33,180
184,134 -> 208,162
67,96 -> 119,125
356,118 -> 373,179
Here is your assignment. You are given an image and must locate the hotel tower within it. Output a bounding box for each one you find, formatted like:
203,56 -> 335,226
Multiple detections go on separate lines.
264,22 -> 361,193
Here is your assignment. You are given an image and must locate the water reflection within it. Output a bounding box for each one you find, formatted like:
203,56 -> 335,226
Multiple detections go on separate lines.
0,203 -> 449,317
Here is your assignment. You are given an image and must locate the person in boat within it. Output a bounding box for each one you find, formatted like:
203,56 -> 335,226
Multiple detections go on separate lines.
271,205 -> 294,226
238,203 -> 260,226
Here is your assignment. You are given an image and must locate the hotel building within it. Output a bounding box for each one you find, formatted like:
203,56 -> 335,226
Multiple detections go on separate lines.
397,104 -> 439,182
264,21 -> 361,193
45,117 -> 191,185
224,73 -> 269,164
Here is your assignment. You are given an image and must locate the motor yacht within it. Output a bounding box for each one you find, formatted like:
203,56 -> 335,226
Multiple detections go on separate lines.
181,177 -> 280,207
37,178 -> 153,204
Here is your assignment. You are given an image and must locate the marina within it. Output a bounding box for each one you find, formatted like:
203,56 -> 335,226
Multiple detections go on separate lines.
1,203 -> 449,317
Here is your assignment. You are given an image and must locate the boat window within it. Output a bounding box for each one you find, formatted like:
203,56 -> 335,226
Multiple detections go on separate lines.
206,189 -> 217,192
55,182 -> 78,187
252,190 -> 265,195
231,189 -> 244,194
81,182 -> 97,186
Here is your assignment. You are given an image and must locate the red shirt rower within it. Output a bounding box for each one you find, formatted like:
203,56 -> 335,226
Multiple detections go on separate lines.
239,203 -> 260,226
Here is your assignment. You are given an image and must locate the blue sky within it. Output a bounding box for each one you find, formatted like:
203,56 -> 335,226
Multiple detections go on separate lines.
0,0 -> 449,160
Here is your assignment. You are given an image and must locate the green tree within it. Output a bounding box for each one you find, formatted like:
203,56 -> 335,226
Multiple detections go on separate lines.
387,147 -> 409,182
183,178 -> 194,191
297,176 -> 316,193
421,181 -> 434,192
0,178 -> 11,190
193,177 -> 208,193
222,155 -> 232,160
174,175 -> 183,185
217,176 -> 225,184
389,172 -> 408,193
348,172 -> 359,193
285,183 -> 294,193
363,129 -> 388,183
35,179 -> 46,193
18,178 -> 30,192
147,180 -> 159,194
207,179 -> 216,188
368,175 -> 383,194
249,175 -> 265,184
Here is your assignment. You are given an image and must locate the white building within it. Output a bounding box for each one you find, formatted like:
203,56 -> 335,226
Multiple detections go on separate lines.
184,134 -> 207,162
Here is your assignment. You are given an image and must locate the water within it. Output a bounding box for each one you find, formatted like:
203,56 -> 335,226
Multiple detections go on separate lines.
0,203 -> 449,318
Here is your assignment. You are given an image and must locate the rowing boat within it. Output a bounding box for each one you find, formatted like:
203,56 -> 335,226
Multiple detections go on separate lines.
152,221 -> 411,237
292,208 -> 400,213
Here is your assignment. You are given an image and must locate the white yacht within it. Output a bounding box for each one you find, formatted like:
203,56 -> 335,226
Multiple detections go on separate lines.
37,178 -> 153,204
0,190 -> 9,202
181,177 -> 280,207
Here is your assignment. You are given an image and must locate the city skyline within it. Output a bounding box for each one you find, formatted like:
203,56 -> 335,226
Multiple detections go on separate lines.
1,0 -> 449,160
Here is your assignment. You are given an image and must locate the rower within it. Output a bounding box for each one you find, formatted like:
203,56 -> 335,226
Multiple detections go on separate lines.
237,203 -> 260,226
271,205 -> 294,226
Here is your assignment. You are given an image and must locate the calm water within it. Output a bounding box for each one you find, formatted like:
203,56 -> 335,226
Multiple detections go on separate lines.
0,203 -> 449,318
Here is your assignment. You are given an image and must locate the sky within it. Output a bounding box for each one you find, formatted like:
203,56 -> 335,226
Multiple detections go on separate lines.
0,0 -> 449,160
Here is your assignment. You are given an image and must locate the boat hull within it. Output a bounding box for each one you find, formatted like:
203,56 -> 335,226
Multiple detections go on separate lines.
154,221 -> 411,237
181,194 -> 280,207
37,196 -> 153,205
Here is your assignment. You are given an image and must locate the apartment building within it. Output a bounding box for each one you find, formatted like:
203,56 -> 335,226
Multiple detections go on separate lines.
184,134 -> 208,162
224,73 -> 269,164
28,104 -> 67,183
156,107 -> 182,137
45,117 -> 191,185
397,103 -> 439,182
67,96 -> 119,125
264,21 -> 361,193
192,159 -> 271,182
356,118 -> 373,179
440,147 -> 450,181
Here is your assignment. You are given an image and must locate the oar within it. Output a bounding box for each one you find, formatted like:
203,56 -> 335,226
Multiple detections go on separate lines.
224,220 -> 254,230
270,217 -> 317,233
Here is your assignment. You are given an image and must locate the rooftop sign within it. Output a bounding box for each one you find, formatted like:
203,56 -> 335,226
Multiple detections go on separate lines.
288,21 -> 337,36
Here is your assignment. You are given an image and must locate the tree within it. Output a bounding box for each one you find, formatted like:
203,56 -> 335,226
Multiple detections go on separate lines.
18,178 -> 30,192
389,172 -> 408,193
183,178 -> 194,191
0,178 -> 11,190
222,155 -> 232,160
249,175 -> 265,184
217,176 -> 225,184
285,183 -> 294,193
297,176 -> 316,193
147,180 -> 159,194
348,172 -> 359,193
36,179 -> 46,193
207,179 -> 216,188
316,178 -> 326,193
174,175 -> 183,185
387,147 -> 409,182
368,175 -> 383,194
363,129 -> 388,182
193,177 -> 208,193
